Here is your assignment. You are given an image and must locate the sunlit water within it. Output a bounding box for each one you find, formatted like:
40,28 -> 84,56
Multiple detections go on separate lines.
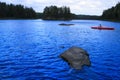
0,20 -> 120,80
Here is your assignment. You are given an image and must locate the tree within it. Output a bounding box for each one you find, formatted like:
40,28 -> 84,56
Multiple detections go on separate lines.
102,2 -> 120,20
43,5 -> 72,20
0,2 -> 7,17
0,2 -> 37,19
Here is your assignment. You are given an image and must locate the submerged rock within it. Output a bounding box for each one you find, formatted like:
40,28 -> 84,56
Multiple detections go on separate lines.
60,46 -> 65,48
60,46 -> 91,69
59,23 -> 74,26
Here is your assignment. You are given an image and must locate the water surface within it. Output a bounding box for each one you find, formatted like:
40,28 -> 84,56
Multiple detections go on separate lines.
0,20 -> 120,80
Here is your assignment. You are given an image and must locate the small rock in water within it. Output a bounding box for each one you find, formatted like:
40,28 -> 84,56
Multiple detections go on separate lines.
59,23 -> 74,26
60,46 -> 91,69
60,46 -> 65,48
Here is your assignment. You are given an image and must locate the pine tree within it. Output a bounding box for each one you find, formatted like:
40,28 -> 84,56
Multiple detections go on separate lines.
43,5 -> 72,20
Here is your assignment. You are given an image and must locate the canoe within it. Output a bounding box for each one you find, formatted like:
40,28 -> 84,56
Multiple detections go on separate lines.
91,26 -> 114,30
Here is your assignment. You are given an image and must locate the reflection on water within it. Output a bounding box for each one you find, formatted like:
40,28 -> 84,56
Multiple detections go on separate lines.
0,20 -> 120,79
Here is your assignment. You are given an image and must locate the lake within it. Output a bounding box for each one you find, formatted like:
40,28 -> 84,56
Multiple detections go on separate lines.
0,20 -> 120,80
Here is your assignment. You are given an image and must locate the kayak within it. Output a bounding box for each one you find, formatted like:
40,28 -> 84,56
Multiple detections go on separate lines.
91,26 -> 114,30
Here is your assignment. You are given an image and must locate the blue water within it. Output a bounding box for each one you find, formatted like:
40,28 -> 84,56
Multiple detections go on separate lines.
0,20 -> 120,80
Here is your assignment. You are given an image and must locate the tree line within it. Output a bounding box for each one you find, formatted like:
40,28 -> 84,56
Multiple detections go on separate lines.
1,1 -> 120,21
102,2 -> 120,20
0,2 -> 36,19
0,2 -> 72,19
43,6 -> 72,20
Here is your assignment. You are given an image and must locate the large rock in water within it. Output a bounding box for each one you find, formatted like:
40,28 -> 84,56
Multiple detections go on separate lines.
60,46 -> 91,69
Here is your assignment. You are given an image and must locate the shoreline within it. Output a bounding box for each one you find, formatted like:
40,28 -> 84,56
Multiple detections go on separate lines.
0,18 -> 120,23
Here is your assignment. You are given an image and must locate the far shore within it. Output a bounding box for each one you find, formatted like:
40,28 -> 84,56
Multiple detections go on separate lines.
0,18 -> 120,23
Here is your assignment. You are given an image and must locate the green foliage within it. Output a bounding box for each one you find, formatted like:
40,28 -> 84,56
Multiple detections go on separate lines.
102,2 -> 120,20
43,5 -> 72,20
72,14 -> 100,20
0,2 -> 36,19
36,13 -> 43,18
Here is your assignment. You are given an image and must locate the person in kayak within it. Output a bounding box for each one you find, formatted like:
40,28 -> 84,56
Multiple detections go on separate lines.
99,24 -> 102,28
